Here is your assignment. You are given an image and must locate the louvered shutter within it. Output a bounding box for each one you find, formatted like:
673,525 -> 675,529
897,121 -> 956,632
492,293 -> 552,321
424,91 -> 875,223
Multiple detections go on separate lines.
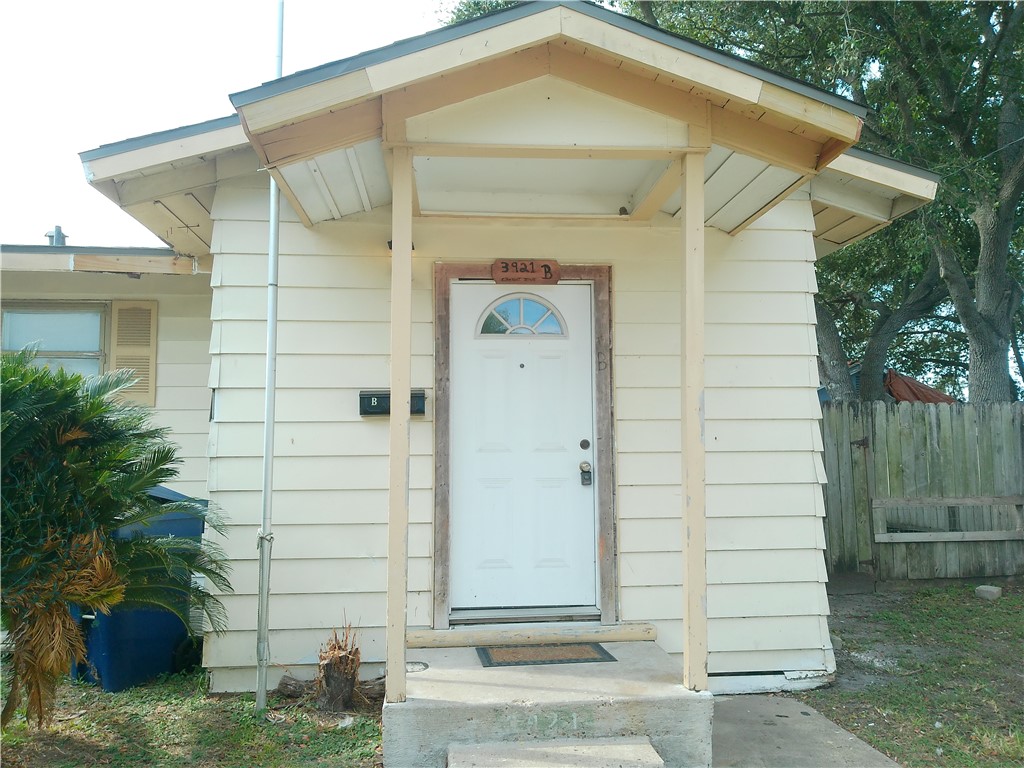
110,300 -> 157,406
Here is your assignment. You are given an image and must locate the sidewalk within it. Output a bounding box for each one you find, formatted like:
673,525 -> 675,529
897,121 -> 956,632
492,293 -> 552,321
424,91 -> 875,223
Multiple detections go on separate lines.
713,694 -> 899,767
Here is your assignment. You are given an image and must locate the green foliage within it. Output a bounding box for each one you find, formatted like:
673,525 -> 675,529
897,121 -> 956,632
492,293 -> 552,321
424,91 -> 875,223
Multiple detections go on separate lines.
1,351 -> 232,728
442,0 -> 519,25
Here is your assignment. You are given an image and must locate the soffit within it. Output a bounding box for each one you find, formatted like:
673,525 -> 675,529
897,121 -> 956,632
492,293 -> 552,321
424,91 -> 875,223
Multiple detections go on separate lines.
810,152 -> 939,258
269,65 -> 811,233
82,136 -> 259,258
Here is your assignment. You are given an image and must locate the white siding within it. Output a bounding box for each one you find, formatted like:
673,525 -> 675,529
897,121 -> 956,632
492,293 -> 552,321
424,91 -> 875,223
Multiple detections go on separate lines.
204,183 -> 832,690
703,204 -> 833,679
0,271 -> 211,499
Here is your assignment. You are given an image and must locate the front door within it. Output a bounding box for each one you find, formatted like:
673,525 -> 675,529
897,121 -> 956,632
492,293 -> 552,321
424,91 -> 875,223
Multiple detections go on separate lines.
449,282 -> 598,619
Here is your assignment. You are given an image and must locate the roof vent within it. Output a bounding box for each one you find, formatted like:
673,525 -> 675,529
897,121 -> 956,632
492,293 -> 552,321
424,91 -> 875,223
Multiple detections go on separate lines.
46,225 -> 67,246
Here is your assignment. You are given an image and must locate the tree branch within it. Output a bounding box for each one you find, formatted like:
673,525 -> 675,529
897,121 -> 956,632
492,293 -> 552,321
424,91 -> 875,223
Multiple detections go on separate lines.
929,222 -> 991,339
636,1 -> 659,28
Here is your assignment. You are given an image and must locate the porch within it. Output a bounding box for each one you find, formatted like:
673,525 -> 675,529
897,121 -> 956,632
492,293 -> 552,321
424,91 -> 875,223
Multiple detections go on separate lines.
382,640 -> 713,768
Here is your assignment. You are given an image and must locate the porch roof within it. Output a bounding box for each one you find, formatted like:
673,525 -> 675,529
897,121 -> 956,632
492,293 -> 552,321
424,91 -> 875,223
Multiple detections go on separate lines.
78,2 -> 936,258
229,1 -> 866,119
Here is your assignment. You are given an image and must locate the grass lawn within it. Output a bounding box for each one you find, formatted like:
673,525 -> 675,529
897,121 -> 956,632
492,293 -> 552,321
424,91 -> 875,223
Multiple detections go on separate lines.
2,584 -> 1021,767
796,584 -> 1024,767
0,670 -> 382,767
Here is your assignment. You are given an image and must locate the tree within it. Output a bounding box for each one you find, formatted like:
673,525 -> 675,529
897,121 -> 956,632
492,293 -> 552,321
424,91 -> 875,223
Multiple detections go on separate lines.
1,352 -> 232,728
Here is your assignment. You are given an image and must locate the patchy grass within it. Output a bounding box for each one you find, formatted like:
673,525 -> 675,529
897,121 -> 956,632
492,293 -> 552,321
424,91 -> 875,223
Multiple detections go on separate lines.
0,670 -> 381,767
797,584 -> 1024,767
4,586 -> 1020,767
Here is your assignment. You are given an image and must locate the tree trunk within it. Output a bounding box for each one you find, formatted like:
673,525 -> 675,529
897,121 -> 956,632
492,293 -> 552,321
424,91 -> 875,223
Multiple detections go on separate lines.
859,322 -> 899,402
934,209 -> 1022,403
815,299 -> 856,401
968,330 -> 1017,402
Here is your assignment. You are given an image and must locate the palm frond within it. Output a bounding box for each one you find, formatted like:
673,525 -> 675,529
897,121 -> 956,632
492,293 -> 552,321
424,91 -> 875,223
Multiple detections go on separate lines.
2,351 -> 233,727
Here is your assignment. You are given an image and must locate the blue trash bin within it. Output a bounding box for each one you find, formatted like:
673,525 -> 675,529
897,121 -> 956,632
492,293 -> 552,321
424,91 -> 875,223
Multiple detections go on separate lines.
72,486 -> 205,692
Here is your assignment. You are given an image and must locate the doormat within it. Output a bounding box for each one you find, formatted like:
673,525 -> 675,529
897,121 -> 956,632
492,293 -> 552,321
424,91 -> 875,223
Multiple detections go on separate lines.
476,643 -> 616,667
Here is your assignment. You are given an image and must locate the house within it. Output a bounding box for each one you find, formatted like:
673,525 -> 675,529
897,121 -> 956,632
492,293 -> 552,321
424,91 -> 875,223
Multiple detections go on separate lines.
20,1 -> 942,763
0,236 -> 212,501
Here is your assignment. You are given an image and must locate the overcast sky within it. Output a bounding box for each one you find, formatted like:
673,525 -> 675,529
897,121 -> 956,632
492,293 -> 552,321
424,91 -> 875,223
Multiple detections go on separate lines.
1,1 -> 448,248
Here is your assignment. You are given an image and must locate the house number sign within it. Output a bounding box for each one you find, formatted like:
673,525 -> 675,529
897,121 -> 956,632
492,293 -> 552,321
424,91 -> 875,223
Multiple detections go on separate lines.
491,258 -> 560,284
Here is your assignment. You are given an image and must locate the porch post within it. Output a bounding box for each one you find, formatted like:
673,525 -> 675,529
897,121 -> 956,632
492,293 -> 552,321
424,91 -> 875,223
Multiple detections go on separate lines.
385,145 -> 414,703
680,151 -> 709,691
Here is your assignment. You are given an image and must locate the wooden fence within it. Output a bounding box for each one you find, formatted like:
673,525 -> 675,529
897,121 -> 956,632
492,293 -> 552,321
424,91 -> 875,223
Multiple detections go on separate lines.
820,401 -> 1024,581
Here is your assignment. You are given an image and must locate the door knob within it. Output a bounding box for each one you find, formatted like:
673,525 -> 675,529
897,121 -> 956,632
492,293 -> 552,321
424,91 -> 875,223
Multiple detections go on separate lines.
579,461 -> 593,486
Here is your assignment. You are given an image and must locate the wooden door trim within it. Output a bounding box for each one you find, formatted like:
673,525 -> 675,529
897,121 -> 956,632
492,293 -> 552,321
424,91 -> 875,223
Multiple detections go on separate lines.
432,263 -> 615,629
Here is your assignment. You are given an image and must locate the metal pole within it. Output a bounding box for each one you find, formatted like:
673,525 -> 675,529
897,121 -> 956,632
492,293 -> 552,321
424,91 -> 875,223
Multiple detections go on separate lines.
255,0 -> 285,712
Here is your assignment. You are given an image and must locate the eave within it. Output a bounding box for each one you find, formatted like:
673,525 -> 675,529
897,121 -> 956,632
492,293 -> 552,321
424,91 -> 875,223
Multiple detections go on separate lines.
79,2 -> 935,251
810,149 -> 939,258
223,2 -> 867,233
0,244 -> 209,275
80,117 -> 257,258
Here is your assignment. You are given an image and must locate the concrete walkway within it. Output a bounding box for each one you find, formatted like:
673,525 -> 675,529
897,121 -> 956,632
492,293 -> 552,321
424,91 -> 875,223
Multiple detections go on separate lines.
713,694 -> 899,767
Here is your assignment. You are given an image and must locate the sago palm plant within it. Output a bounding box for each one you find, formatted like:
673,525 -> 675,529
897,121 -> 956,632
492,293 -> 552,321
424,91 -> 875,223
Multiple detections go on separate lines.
1,351 -> 232,728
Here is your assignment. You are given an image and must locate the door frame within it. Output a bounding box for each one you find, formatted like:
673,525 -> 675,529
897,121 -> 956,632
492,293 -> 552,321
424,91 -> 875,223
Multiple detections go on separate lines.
433,263 -> 615,629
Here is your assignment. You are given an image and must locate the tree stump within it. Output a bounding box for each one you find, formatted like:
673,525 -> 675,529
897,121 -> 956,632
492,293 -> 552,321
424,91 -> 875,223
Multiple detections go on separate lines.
316,626 -> 360,712
318,655 -> 357,712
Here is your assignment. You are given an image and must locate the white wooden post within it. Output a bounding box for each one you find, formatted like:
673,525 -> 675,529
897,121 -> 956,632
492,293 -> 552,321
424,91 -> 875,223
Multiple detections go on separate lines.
385,145 -> 414,703
680,150 -> 709,691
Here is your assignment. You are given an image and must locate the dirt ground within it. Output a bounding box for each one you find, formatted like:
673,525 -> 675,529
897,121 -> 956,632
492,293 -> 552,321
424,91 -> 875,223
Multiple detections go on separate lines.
826,589 -> 930,691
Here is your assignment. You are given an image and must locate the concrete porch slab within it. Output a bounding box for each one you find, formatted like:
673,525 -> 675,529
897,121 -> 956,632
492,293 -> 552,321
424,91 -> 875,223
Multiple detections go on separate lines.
382,641 -> 713,768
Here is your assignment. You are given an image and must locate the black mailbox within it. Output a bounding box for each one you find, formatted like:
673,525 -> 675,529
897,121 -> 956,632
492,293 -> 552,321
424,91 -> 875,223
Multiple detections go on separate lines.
360,389 -> 426,416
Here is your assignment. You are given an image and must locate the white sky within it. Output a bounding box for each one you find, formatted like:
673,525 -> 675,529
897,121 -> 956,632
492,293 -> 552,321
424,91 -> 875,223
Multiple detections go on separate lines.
0,1 -> 450,248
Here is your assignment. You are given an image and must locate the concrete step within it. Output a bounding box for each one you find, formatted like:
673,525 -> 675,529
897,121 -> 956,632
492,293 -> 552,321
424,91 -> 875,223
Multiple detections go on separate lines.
383,642 -> 713,767
448,736 -> 665,768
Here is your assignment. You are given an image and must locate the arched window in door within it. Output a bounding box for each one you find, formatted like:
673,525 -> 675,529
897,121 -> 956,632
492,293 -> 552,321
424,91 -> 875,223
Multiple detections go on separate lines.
477,294 -> 566,336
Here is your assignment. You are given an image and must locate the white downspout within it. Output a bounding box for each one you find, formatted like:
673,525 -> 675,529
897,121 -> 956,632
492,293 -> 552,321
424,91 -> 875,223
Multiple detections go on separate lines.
255,0 -> 285,711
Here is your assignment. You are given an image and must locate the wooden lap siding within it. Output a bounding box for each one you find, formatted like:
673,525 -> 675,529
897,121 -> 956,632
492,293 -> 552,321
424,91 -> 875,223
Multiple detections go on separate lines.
703,199 -> 832,677
204,178 -> 832,690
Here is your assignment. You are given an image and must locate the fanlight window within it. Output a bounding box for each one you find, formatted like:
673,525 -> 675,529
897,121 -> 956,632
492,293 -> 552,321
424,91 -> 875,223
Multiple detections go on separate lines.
478,294 -> 566,336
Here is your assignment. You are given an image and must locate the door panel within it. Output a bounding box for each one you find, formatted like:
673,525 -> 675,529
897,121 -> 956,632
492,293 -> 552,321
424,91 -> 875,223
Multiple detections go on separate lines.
449,283 -> 598,613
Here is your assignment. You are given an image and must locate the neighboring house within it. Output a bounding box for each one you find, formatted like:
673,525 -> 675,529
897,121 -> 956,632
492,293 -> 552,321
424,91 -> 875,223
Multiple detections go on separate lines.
70,0 -> 939,708
0,238 -> 212,500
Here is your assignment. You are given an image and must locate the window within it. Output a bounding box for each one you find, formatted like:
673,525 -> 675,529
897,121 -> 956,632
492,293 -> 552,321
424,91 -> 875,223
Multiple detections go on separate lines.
2,304 -> 104,376
1,300 -> 158,405
478,294 -> 566,336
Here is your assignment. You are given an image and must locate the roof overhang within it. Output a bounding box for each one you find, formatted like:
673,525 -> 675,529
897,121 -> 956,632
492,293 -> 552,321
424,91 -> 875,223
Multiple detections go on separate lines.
0,243 -> 207,275
80,116 -> 256,258
227,2 -> 865,232
810,149 -> 939,257
78,1 -> 935,257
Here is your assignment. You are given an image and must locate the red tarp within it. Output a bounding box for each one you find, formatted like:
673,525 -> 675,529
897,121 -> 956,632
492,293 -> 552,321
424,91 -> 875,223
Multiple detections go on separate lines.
884,369 -> 957,404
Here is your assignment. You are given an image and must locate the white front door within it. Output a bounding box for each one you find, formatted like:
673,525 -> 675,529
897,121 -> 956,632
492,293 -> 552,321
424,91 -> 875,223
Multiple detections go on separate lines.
449,282 -> 598,616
